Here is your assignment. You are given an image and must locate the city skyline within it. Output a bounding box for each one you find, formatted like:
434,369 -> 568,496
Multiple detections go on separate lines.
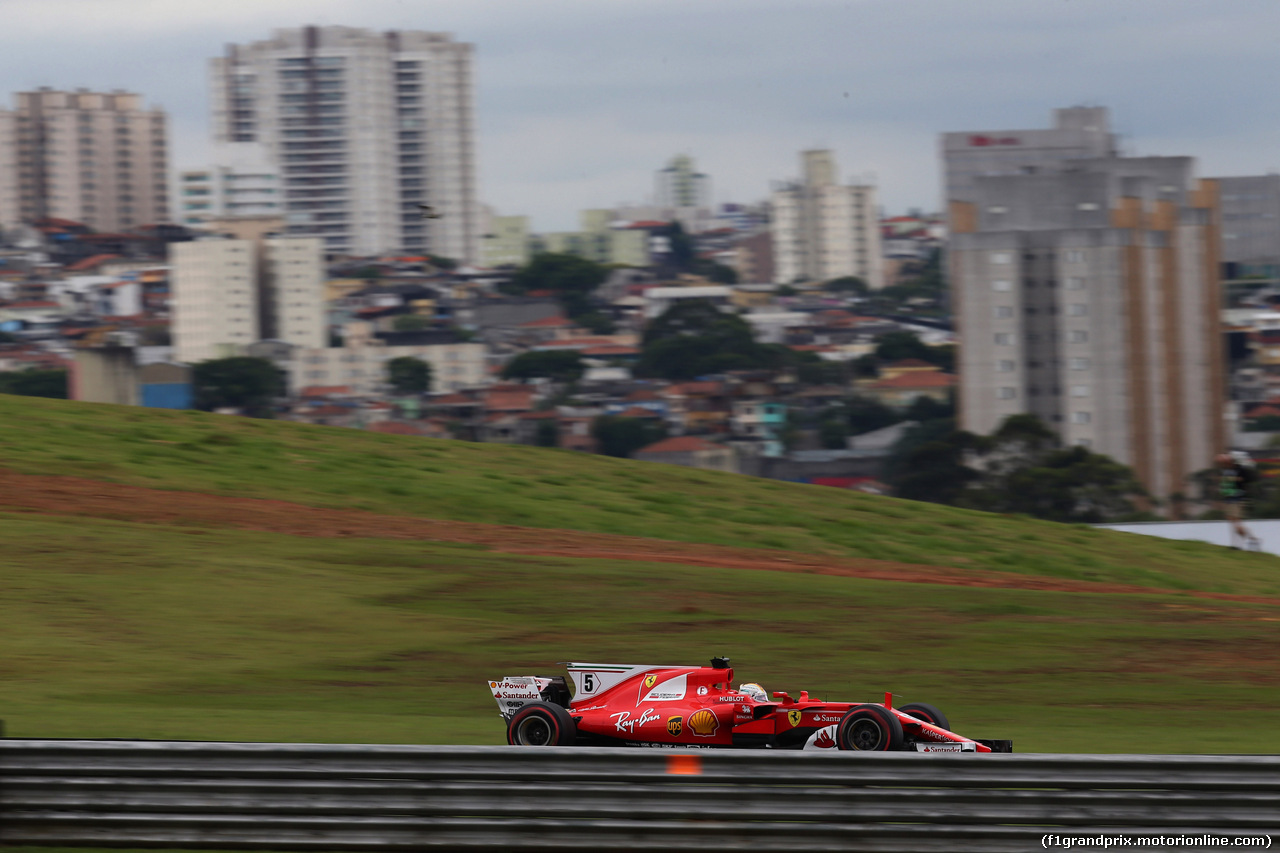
2,1 -> 1280,232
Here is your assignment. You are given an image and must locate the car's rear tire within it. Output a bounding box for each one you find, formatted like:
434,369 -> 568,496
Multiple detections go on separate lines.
507,702 -> 576,746
836,704 -> 904,751
898,702 -> 950,732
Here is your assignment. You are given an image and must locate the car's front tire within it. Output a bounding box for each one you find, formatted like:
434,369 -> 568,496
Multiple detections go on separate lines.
507,702 -> 577,746
836,704 -> 904,751
898,702 -> 950,731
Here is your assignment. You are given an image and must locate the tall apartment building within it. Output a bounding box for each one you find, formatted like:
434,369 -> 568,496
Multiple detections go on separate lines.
771,150 -> 883,289
655,154 -> 710,209
171,216 -> 325,363
949,156 -> 1225,502
178,142 -> 283,230
941,106 -> 1117,213
1214,174 -> 1280,277
210,26 -> 478,262
0,88 -> 169,232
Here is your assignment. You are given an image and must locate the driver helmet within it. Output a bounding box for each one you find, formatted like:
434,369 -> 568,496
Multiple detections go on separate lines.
738,682 -> 768,703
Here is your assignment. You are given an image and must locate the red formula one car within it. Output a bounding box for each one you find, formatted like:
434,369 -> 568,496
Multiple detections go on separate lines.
489,658 -> 1012,752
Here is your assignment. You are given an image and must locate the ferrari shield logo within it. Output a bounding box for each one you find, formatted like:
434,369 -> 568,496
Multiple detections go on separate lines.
788,710 -> 803,728
667,715 -> 683,737
644,675 -> 658,689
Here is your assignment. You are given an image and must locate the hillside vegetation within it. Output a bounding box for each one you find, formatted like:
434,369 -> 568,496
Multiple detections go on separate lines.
1,393 -> 1279,753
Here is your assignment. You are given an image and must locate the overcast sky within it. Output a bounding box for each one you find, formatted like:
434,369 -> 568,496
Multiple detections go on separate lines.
2,0 -> 1279,231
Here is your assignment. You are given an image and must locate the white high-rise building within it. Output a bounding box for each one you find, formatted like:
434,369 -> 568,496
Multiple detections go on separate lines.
178,142 -> 283,230
210,26 -> 478,262
771,150 -> 883,289
172,216 -> 325,363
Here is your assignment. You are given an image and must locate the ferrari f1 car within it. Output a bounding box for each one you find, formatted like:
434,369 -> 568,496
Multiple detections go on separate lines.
489,658 -> 1012,752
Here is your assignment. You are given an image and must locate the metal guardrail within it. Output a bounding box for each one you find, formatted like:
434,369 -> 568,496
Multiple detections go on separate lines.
1,740 -> 1278,851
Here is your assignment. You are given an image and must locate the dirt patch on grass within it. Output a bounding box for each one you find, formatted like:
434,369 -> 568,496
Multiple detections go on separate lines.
2,469 -> 1277,606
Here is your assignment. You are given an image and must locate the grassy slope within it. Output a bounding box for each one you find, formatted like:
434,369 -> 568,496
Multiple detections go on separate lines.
2,394 -> 1279,753
1,394 -> 1276,596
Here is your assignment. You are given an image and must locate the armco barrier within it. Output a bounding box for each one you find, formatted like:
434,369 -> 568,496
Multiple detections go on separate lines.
1,740 -> 1279,851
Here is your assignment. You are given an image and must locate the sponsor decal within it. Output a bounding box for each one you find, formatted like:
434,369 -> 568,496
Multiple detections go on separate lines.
914,742 -> 976,753
697,686 -> 708,696
810,714 -> 843,724
504,700 -> 527,708
787,709 -> 802,728
803,725 -> 839,750
717,695 -> 746,703
667,715 -> 683,737
914,727 -> 951,743
569,704 -> 606,713
612,708 -> 661,735
640,674 -> 688,703
624,742 -> 715,749
493,690 -> 541,699
735,706 -> 753,721
688,708 -> 719,737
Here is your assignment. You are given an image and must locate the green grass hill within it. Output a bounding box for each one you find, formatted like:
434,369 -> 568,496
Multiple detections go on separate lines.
1,393 -> 1278,753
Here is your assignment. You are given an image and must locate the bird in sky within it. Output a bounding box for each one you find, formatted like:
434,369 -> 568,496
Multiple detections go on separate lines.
418,204 -> 442,219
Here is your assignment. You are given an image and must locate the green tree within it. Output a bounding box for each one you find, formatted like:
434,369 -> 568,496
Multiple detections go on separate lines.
0,368 -> 67,399
819,418 -> 849,449
591,415 -> 667,458
386,356 -> 432,395
501,350 -> 586,384
534,418 -> 559,448
429,255 -> 458,270
845,395 -> 901,436
503,252 -> 610,323
392,314 -> 433,332
823,276 -> 868,296
192,357 -> 285,417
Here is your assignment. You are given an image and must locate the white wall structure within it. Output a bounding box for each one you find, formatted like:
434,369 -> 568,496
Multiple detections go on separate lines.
178,142 -> 282,229
290,341 -> 487,393
210,26 -> 479,262
172,239 -> 261,363
172,229 -> 325,363
771,150 -> 883,289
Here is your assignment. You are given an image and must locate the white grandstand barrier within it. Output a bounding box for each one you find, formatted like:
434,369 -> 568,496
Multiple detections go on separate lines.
1,740 -> 1279,851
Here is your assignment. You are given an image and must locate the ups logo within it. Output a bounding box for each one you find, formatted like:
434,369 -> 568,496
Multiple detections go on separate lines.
667,715 -> 683,737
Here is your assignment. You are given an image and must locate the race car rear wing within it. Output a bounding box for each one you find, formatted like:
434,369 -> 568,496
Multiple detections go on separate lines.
487,675 -> 570,721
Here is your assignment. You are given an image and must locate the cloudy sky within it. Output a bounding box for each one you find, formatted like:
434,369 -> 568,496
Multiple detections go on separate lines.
2,0 -> 1279,230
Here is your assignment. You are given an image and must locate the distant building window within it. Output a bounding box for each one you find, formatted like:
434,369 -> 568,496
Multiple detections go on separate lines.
1067,277 -> 1086,290
1069,330 -> 1089,343
994,305 -> 1014,319
1068,303 -> 1088,317
1075,437 -> 1092,448
997,387 -> 1016,400
1077,203 -> 1099,211
1071,384 -> 1090,397
1065,250 -> 1084,263
990,252 -> 1012,264
997,360 -> 1015,373
1070,357 -> 1090,370
994,333 -> 1013,346
992,280 -> 1012,292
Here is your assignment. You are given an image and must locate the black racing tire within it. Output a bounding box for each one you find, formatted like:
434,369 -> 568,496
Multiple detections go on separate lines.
836,704 -> 904,752
898,702 -> 950,732
507,702 -> 577,746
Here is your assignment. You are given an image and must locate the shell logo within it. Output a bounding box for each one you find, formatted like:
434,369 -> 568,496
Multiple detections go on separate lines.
788,710 -> 802,728
688,709 -> 719,737
489,682 -> 498,689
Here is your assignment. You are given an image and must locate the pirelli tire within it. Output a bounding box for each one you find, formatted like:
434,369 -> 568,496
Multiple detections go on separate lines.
507,701 -> 577,746
836,704 -> 905,751
898,702 -> 950,732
